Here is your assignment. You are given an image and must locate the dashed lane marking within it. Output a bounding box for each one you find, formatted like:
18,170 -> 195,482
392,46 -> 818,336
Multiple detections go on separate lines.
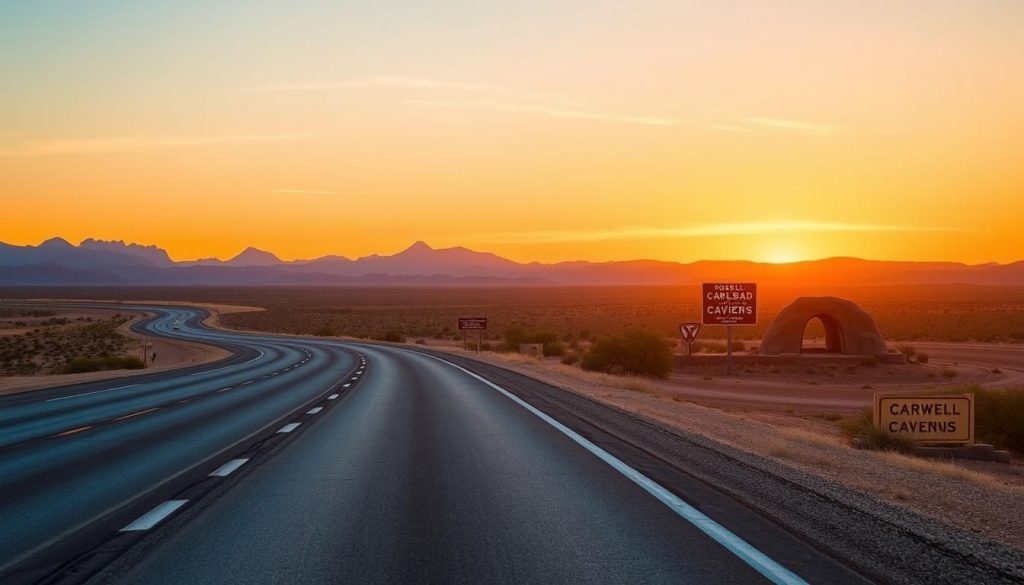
120,500 -> 188,532
307,407 -> 323,415
276,423 -> 301,433
327,394 -> 339,400
209,459 -> 249,477
113,407 -> 160,422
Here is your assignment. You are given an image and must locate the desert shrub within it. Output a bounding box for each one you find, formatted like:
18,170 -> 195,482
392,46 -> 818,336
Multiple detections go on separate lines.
859,356 -> 878,367
580,330 -> 674,378
561,351 -> 579,365
941,369 -> 958,378
63,356 -> 145,374
414,339 -> 426,345
501,326 -> 565,356
895,344 -> 916,359
315,324 -> 336,336
972,386 -> 1024,453
914,352 -> 930,364
373,329 -> 406,343
838,409 -> 915,453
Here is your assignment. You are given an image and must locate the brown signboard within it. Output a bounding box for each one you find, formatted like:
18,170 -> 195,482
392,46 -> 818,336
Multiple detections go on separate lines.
458,317 -> 488,331
874,393 -> 974,444
702,283 -> 757,326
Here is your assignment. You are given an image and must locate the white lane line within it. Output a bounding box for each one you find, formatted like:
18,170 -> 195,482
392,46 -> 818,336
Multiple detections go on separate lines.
120,500 -> 189,532
307,407 -> 324,415
327,394 -> 339,400
47,384 -> 141,402
350,376 -> 359,381
277,422 -> 301,433
241,381 -> 254,386
209,458 -> 249,477
190,349 -> 266,376
422,353 -> 808,585
217,387 -> 232,393
343,383 -> 351,388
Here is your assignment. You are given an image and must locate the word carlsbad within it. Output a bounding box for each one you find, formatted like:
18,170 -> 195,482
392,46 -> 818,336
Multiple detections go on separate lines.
702,283 -> 758,326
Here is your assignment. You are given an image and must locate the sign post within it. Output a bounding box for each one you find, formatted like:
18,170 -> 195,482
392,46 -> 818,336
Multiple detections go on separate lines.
701,283 -> 757,375
678,322 -> 702,356
458,317 -> 488,353
874,393 -> 974,444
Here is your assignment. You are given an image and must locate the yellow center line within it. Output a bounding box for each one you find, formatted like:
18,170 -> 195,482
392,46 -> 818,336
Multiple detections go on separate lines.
56,425 -> 93,437
113,407 -> 160,422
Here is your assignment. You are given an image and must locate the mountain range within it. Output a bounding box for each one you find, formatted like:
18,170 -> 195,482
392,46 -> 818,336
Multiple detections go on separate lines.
1,237 -> 1022,287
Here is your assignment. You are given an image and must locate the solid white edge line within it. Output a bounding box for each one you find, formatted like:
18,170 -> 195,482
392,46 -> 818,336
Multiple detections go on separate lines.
120,500 -> 188,531
307,406 -> 323,415
277,422 -> 301,433
420,353 -> 808,585
209,458 -> 249,477
47,383 -> 141,402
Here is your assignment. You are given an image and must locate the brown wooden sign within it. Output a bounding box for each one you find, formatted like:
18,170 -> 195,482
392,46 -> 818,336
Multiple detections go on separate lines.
874,393 -> 974,444
702,283 -> 757,326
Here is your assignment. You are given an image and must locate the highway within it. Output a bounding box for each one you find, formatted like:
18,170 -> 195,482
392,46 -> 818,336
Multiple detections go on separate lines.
0,305 -> 870,584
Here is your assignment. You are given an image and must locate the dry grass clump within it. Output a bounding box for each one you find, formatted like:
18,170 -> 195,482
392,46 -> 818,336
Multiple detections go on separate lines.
873,451 -> 1006,489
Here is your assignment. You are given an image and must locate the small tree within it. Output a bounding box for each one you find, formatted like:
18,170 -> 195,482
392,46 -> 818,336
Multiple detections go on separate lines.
581,330 -> 674,378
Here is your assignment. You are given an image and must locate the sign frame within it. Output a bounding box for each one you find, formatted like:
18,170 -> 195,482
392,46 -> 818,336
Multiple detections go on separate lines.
874,393 -> 975,445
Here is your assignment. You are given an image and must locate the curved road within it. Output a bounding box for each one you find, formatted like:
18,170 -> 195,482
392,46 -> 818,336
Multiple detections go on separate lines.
0,305 -> 868,584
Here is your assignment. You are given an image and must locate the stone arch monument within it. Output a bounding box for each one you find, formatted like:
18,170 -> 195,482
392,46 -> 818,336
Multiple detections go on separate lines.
759,297 -> 887,356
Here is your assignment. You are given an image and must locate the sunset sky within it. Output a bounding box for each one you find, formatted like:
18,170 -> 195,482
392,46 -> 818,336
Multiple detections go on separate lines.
2,1 -> 1022,264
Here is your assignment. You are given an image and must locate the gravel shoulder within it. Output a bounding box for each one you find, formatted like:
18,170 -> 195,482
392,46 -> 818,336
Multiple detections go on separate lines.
415,346 -> 1024,584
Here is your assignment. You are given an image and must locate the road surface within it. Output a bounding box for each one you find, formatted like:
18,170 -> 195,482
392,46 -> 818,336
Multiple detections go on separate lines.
0,305 -> 872,583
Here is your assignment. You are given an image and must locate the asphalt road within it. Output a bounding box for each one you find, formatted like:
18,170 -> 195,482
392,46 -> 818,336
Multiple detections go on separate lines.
0,305 -> 869,584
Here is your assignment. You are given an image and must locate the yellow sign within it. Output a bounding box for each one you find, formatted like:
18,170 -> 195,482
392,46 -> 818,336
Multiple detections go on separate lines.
874,393 -> 974,444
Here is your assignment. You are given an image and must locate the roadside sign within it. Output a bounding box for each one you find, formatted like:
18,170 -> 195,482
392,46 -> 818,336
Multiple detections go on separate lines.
874,393 -> 974,444
458,317 -> 488,331
702,283 -> 757,326
679,322 -> 702,343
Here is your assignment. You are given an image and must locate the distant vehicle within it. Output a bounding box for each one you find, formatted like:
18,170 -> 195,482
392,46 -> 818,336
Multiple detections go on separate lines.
172,320 -> 181,330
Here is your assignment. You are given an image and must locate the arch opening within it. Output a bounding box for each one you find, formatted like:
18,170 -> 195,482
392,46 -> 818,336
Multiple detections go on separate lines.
801,314 -> 845,354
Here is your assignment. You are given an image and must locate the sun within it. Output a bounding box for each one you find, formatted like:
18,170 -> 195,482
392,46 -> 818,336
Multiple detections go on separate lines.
762,245 -> 804,264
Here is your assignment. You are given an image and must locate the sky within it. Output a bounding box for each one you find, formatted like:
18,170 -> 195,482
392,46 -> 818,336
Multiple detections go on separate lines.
1,0 -> 1022,264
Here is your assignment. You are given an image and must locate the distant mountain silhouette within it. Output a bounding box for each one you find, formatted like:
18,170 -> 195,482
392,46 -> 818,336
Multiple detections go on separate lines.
0,237 -> 1022,287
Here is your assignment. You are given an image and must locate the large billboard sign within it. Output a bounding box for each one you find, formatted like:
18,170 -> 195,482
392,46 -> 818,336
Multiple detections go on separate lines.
702,283 -> 757,326
458,317 -> 488,331
874,393 -> 974,444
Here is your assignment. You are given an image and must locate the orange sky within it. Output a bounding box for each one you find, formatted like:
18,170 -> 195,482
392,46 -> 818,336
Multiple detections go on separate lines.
1,2 -> 1022,264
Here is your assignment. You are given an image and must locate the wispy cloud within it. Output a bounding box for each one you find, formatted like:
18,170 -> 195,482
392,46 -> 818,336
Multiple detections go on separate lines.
465,221 -> 960,244
745,117 -> 840,137
409,99 -> 680,127
271,188 -> 368,196
707,117 -> 840,138
239,76 -> 508,94
0,134 -> 308,159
